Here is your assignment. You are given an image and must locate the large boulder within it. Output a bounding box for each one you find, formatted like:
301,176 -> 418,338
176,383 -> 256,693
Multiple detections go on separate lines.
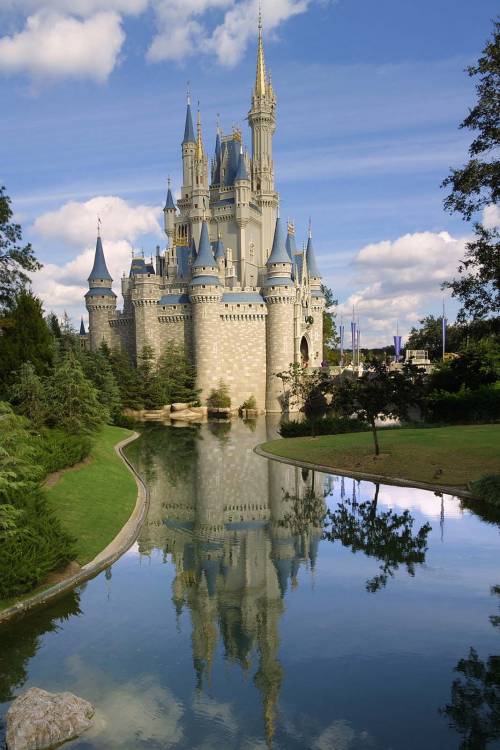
171,403 -> 189,412
6,687 -> 94,750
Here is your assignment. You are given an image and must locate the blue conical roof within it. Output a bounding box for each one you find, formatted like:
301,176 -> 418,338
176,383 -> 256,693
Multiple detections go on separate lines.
79,317 -> 86,335
193,222 -> 217,269
267,218 -> 291,266
88,235 -> 112,282
190,236 -> 197,263
235,148 -> 249,181
182,102 -> 195,144
214,235 -> 225,259
285,229 -> 297,262
212,131 -> 222,184
165,187 -> 175,210
306,234 -> 321,278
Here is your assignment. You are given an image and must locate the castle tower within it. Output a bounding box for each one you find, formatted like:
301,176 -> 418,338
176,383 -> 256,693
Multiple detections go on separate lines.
190,221 -> 222,400
179,93 -> 196,211
131,255 -> 161,360
191,108 -> 209,245
306,225 -> 325,366
263,217 -> 295,412
85,231 -> 117,351
163,178 -> 176,245
234,146 -> 251,285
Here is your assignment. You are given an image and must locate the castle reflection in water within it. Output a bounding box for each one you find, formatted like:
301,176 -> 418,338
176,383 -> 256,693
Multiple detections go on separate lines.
132,417 -> 333,746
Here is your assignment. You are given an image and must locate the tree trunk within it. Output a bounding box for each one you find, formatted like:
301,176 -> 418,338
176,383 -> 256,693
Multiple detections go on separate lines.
370,418 -> 380,455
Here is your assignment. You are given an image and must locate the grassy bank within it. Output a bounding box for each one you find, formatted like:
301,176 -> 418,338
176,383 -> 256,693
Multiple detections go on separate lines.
261,424 -> 500,488
45,425 -> 137,565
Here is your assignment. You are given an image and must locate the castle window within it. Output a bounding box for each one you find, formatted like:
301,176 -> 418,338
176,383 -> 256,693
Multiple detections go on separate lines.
225,304 -> 228,308
237,304 -> 240,307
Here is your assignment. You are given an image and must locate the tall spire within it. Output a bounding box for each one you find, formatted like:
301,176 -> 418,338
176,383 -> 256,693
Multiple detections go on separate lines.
182,86 -> 195,144
88,233 -> 112,282
306,222 -> 321,279
196,105 -> 204,160
255,6 -> 267,97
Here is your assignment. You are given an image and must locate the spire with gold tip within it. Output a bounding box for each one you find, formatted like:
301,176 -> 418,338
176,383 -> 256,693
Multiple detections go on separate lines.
195,105 -> 204,160
254,5 -> 267,97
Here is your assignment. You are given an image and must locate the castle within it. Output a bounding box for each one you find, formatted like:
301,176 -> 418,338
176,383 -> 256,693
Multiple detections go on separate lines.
85,19 -> 324,412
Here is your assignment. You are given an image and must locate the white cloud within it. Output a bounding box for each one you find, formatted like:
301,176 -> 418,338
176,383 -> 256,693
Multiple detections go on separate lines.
1,0 -> 148,15
30,195 -> 162,320
147,0 -> 311,67
0,10 -> 125,82
33,195 -> 162,246
337,230 -> 468,347
483,203 -> 500,230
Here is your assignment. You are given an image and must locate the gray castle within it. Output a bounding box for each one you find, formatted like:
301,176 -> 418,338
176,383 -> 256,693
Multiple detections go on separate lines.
85,21 -> 324,412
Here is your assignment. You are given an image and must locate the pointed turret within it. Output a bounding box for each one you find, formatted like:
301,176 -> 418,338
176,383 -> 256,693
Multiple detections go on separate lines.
195,107 -> 204,161
164,185 -> 175,210
192,221 -> 218,275
266,217 -> 291,268
163,178 -> 176,240
235,146 -> 249,182
212,127 -> 222,184
214,234 -> 225,260
306,223 -> 321,279
182,97 -> 195,144
79,317 -> 86,336
285,221 -> 297,262
254,10 -> 267,98
88,233 -> 112,283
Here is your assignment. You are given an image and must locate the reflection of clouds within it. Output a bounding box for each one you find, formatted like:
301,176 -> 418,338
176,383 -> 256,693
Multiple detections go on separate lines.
66,655 -> 183,747
313,719 -> 372,750
192,693 -> 238,735
375,484 -> 462,519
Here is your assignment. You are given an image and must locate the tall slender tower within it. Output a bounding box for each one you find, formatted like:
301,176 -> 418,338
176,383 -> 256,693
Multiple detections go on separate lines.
190,108 -> 209,246
179,92 -> 196,212
85,230 -> 116,351
306,225 -> 325,366
248,13 -> 277,264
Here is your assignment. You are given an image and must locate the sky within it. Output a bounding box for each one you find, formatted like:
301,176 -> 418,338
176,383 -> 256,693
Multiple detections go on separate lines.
0,0 -> 498,346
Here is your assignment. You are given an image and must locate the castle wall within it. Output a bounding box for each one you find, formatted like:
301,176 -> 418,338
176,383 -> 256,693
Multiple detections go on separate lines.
219,309 -> 267,411
191,291 -> 222,401
158,313 -> 193,359
264,289 -> 296,412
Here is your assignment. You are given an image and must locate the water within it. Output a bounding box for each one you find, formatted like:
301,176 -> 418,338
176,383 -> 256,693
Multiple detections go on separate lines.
1,418 -> 499,749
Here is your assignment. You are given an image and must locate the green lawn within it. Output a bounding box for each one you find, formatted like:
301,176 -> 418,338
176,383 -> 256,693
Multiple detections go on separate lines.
45,425 -> 138,565
261,424 -> 500,488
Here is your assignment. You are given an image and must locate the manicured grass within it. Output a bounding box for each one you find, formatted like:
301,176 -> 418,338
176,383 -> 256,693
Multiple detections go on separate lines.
45,425 -> 137,565
261,424 -> 500,488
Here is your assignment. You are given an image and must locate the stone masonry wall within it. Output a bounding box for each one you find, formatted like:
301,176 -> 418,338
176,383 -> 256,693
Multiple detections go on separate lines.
219,311 -> 267,410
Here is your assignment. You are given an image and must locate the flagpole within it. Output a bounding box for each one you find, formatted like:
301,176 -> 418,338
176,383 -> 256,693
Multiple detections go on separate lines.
442,299 -> 446,362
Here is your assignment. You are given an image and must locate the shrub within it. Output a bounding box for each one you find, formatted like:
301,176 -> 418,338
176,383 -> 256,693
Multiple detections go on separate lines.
207,380 -> 231,409
279,415 -> 369,438
241,395 -> 257,410
113,413 -> 137,430
470,474 -> 500,507
33,430 -> 91,475
425,384 -> 500,424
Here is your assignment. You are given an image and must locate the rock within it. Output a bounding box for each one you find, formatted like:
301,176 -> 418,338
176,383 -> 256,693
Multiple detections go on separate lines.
189,406 -> 207,415
171,403 -> 189,412
170,409 -> 200,421
6,687 -> 94,750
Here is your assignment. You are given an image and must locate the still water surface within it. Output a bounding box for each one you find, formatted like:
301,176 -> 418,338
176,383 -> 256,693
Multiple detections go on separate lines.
1,419 -> 499,749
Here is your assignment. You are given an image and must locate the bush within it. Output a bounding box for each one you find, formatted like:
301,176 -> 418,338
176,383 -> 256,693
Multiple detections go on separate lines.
33,430 -> 91,475
113,413 -> 137,430
279,415 -> 369,438
470,474 -> 500,507
241,395 -> 257,410
425,384 -> 500,424
207,380 -> 231,409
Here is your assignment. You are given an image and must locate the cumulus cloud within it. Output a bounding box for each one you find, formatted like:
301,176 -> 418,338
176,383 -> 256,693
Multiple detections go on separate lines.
30,196 -> 162,319
1,0 -> 148,15
33,195 -> 162,246
0,10 -> 125,82
483,203 -> 500,230
337,230 -> 468,347
147,0 -> 310,67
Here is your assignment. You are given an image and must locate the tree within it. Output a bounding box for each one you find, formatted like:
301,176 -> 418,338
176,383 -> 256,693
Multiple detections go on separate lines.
9,362 -> 47,427
46,350 -> 106,433
324,484 -> 431,592
109,347 -> 144,410
275,362 -> 332,434
0,186 -> 41,310
333,360 -> 425,454
428,339 -> 499,393
157,341 -> 199,405
441,20 -> 500,322
407,314 -> 466,360
321,284 -> 339,364
206,380 -> 231,408
0,291 -> 53,396
80,347 -> 122,422
46,312 -> 62,340
137,345 -> 164,409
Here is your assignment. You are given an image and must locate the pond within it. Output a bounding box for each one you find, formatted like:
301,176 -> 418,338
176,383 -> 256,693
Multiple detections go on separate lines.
1,418 -> 499,749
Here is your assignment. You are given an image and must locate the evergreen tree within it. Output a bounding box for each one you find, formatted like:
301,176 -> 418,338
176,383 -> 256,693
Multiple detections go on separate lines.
46,350 -> 106,433
9,362 -> 47,427
0,291 -> 53,396
46,312 -> 62,340
137,345 -> 163,409
157,341 -> 199,405
321,284 -> 339,364
442,20 -> 500,322
109,348 -> 144,410
80,348 -> 122,422
0,186 -> 41,310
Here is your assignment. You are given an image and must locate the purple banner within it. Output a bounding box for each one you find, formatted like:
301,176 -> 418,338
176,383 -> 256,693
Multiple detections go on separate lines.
442,316 -> 447,359
339,324 -> 344,359
393,335 -> 402,362
351,321 -> 356,361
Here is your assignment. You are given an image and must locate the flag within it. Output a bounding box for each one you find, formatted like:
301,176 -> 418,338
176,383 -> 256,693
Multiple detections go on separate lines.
351,321 -> 356,361
393,335 -> 402,362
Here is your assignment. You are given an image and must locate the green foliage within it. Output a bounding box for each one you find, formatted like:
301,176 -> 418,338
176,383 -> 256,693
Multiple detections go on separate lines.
441,20 -> 500,321
0,186 -> 41,311
429,340 -> 499,392
156,341 -> 199,405
407,314 -> 467,360
470,474 -> 500,507
0,291 -> 54,396
46,349 -> 106,433
32,430 -> 91,474
321,284 -> 339,364
276,362 -> 332,433
279,415 -> 369,438
333,360 -> 426,454
207,380 -> 231,408
109,347 -> 144,410
425,384 -> 500,424
80,346 -> 122,422
137,345 -> 162,409
9,361 -> 47,427
241,394 -> 257,410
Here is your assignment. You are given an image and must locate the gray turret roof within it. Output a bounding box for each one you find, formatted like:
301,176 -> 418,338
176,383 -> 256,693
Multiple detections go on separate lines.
214,236 -> 225,259
306,233 -> 321,278
79,318 -> 86,335
212,131 -> 222,184
88,235 -> 112,282
164,187 -> 175,210
235,148 -> 249,181
85,287 -> 116,298
267,217 -> 291,266
182,102 -> 195,144
190,236 -> 197,263
193,222 -> 218,270
285,229 -> 297,262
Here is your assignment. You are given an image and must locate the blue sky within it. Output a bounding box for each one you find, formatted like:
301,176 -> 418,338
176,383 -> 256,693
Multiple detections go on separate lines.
0,0 -> 497,345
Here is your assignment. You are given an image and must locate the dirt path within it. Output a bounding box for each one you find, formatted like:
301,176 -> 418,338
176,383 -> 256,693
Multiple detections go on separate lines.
43,455 -> 93,488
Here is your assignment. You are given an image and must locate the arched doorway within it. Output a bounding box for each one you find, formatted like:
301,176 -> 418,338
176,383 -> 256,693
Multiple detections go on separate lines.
300,336 -> 309,366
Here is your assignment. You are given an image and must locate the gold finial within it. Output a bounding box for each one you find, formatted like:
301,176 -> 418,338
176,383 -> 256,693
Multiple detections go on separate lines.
255,2 -> 267,97
196,103 -> 204,159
